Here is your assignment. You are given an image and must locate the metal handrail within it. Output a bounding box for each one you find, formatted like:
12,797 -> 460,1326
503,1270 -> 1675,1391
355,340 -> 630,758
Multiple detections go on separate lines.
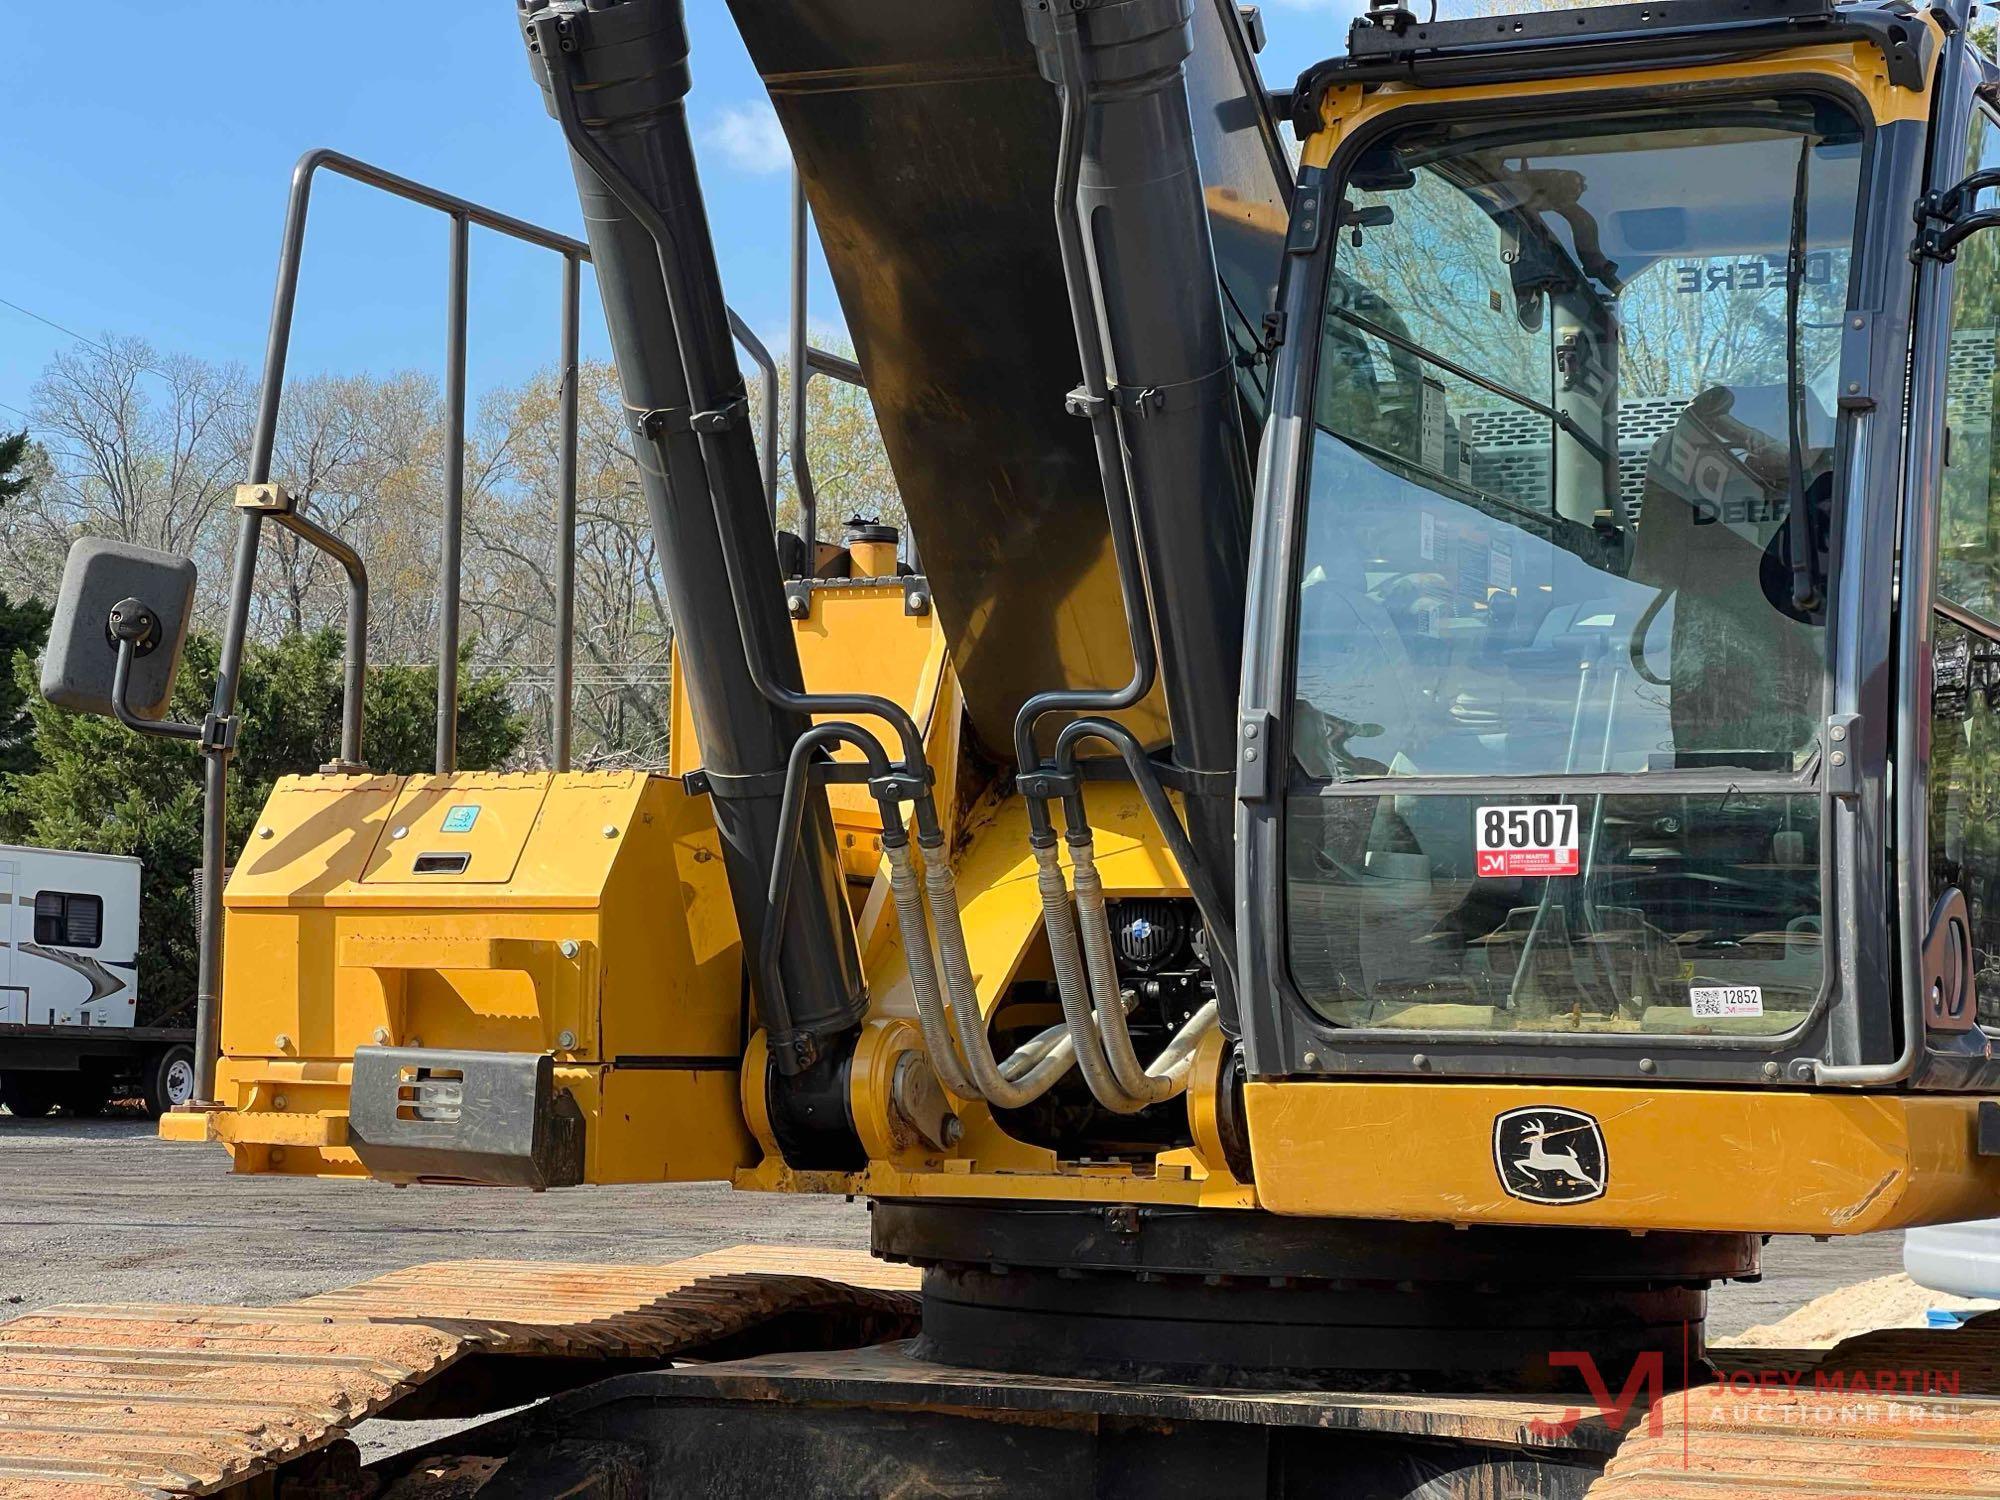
182,146 -> 854,1107
788,173 -> 867,572
244,148 -> 828,776
237,148 -> 591,781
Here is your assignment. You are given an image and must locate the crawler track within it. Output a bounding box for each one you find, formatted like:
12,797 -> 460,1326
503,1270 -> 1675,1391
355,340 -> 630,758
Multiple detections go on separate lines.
0,1246 -> 919,1497
6,1251 -> 2000,1498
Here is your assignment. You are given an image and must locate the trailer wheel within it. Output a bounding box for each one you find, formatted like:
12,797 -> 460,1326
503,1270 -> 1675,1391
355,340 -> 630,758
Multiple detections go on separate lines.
0,1072 -> 62,1119
143,1045 -> 196,1118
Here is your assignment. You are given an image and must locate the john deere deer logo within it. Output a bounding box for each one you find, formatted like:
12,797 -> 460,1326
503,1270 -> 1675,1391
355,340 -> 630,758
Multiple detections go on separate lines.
1493,1107 -> 1607,1205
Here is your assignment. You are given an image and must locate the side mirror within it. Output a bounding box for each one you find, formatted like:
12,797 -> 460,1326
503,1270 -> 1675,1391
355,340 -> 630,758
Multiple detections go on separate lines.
40,538 -> 197,725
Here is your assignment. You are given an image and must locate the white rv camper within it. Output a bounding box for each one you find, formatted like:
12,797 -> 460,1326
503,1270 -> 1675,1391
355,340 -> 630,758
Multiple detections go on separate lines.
0,844 -> 193,1117
0,845 -> 140,1029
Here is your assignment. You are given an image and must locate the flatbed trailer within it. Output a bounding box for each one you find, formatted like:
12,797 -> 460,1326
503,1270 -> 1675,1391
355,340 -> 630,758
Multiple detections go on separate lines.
0,1024 -> 196,1121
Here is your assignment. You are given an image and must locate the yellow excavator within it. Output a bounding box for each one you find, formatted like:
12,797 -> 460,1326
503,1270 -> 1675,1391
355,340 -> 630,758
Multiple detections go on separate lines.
24,0 -> 2000,1493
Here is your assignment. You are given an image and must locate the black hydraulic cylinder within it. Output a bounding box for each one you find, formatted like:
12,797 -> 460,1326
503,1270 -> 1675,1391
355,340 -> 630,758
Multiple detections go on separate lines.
520,0 -> 866,1073
1026,0 -> 1254,1003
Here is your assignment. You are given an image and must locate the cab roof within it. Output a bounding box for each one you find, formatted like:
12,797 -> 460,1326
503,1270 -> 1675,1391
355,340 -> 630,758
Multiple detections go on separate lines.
1290,0 -> 1934,136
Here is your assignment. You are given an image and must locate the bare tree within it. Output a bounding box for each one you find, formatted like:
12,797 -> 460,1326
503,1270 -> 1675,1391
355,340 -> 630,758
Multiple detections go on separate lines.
4,338 -> 250,621
256,372 -> 443,644
755,337 -> 906,541
462,341 -> 910,767
3,331 -> 910,772
467,361 -> 674,766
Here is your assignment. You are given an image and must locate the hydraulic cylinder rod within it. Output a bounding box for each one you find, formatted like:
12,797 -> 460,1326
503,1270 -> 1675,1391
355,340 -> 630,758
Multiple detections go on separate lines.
1024,0 -> 1256,1021
520,0 -> 867,1080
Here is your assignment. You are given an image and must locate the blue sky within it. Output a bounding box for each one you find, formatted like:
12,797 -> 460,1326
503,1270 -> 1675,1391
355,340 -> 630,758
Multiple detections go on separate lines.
0,2 -> 1360,432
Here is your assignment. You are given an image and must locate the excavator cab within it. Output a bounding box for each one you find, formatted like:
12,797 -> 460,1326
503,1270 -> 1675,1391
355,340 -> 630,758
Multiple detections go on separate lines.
1229,0 -> 2000,1230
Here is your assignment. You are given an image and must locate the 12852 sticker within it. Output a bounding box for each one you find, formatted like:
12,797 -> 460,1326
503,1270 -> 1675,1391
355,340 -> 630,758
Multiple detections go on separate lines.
1689,985 -> 1763,1018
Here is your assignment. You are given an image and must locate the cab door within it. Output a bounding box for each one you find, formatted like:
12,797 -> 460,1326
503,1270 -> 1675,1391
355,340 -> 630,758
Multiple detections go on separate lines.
1920,98 -> 2000,1042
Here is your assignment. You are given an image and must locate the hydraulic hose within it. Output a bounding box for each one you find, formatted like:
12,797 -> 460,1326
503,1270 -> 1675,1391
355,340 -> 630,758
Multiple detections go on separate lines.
900,825 -> 1216,1113
1031,840 -> 1145,1113
1149,1000 -> 1220,1089
1070,834 -> 1176,1107
883,839 -> 980,1102
1000,998 -> 1215,1094
1054,717 -> 1239,993
1035,716 -> 1239,1113
921,834 -> 1076,1109
1009,0 -> 1160,837
999,1018 -> 1074,1082
1004,3 -> 1184,1104
760,722 -> 894,1046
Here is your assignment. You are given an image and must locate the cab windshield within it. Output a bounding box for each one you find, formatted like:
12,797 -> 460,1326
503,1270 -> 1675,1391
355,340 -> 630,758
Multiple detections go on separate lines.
1286,96 -> 1862,1036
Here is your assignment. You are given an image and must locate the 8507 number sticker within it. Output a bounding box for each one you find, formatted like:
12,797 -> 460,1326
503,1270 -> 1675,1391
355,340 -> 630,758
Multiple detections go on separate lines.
1475,804 -> 1579,878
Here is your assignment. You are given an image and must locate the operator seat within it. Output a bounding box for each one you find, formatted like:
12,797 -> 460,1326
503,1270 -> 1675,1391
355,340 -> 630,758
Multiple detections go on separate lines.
1625,384 -> 1826,767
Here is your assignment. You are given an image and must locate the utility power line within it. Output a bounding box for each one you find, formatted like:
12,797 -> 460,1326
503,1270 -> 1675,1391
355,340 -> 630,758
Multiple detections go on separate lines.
0,292 -> 175,382
0,294 -> 100,350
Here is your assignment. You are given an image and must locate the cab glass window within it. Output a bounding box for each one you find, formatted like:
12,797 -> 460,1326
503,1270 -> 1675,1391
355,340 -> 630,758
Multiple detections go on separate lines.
1287,96 -> 1861,1036
1929,103 -> 2000,1023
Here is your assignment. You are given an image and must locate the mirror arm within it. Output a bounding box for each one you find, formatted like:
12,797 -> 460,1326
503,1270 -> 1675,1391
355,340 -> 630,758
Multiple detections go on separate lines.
1913,168 -> 2000,261
1924,206 -> 2000,262
1928,164 -> 2000,222
109,632 -> 209,746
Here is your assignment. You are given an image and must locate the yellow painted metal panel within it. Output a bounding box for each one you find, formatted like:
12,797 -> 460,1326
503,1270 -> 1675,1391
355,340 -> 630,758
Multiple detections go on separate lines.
514,774 -> 647,895
308,912 -> 591,1059
591,1065 -> 756,1182
735,1154 -> 1257,1209
228,774 -> 402,906
672,584 -> 951,882
156,1109 -> 213,1143
357,774 -> 551,885
200,771 -> 750,1185
1298,40 -> 1940,172
208,1109 -> 350,1149
596,776 -> 744,1063
1245,1081 -> 2000,1235
793,584 -> 937,759
337,934 -> 570,971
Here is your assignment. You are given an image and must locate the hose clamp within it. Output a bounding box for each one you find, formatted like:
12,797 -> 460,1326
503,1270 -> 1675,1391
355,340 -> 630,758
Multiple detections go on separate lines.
690,394 -> 751,433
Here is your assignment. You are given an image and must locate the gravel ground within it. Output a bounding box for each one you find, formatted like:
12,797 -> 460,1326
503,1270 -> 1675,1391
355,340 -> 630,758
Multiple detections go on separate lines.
0,1113 -> 867,1314
0,1112 -> 1904,1336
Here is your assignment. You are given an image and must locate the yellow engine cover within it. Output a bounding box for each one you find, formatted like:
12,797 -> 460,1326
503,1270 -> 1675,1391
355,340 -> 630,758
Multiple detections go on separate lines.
175,770 -> 753,1182
1244,1080 -> 2000,1237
